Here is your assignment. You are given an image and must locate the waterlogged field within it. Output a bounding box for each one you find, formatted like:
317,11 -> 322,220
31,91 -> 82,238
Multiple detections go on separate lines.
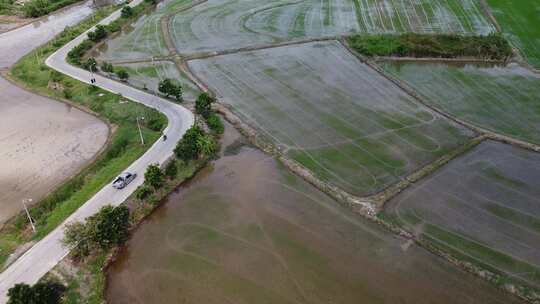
385,140 -> 540,288
169,0 -> 493,55
106,126 -> 519,304
486,0 -> 540,68
382,61 -> 540,144
95,0 -> 194,61
189,41 -> 472,195
117,61 -> 201,100
248,0 -> 494,38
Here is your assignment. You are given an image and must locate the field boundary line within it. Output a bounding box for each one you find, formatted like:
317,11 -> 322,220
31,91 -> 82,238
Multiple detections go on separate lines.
180,36 -> 343,61
160,0 -> 209,56
478,0 -> 502,32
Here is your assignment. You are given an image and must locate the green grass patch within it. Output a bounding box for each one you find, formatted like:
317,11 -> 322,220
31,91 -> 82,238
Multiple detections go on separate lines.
0,6 -> 166,267
348,33 -> 512,60
486,0 -> 540,68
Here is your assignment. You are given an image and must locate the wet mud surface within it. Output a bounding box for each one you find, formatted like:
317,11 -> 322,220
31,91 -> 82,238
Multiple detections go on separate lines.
0,77 -> 109,224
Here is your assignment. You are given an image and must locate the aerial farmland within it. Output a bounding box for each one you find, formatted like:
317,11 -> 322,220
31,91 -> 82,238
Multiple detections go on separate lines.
1,0 -> 539,303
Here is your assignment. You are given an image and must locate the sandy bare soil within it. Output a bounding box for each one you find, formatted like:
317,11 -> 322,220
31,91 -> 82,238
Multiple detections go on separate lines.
0,76 -> 109,224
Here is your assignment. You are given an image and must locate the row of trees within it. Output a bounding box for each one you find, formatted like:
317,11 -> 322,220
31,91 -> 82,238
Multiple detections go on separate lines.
62,205 -> 130,259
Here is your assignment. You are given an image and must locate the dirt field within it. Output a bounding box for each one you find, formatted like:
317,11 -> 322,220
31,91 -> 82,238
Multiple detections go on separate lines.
385,140 -> 540,288
188,41 -> 472,196
381,61 -> 540,145
0,76 -> 108,224
106,125 -> 519,304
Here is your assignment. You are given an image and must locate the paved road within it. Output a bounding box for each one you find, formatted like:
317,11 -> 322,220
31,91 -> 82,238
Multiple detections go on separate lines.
0,0 -> 194,301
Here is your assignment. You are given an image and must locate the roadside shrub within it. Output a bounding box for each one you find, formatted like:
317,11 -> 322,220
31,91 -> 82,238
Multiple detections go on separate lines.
101,61 -> 114,73
121,6 -> 133,18
116,69 -> 129,81
144,163 -> 164,188
87,25 -> 107,42
67,40 -> 93,65
63,88 -> 72,99
206,113 -> 224,134
8,281 -> 65,304
197,133 -> 218,158
195,93 -> 215,119
164,160 -> 178,179
82,57 -> 98,72
135,185 -> 152,200
105,19 -> 122,33
174,125 -> 204,161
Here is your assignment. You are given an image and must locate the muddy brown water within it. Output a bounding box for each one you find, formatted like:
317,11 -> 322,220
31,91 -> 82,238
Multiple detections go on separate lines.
106,124 -> 520,304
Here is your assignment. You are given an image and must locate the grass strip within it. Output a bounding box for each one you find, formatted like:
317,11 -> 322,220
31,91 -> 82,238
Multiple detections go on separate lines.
347,33 -> 512,60
0,6 -> 166,267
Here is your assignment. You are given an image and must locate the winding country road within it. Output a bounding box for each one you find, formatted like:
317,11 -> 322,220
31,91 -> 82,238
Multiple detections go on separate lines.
0,0 -> 194,301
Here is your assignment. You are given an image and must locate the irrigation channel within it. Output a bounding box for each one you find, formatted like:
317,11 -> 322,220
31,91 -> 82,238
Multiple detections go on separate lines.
106,122 -> 520,304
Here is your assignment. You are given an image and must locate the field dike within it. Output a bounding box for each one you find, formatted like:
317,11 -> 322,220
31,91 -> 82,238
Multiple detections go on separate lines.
67,1 -> 540,301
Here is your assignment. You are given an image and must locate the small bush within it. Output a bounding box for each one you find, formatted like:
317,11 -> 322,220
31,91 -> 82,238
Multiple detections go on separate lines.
121,6 -> 133,18
195,93 -> 215,119
164,160 -> 178,179
206,113 -> 224,134
82,57 -> 98,72
87,25 -> 107,42
116,69 -> 129,81
101,62 -> 114,73
8,281 -> 65,304
135,185 -> 152,200
144,163 -> 164,189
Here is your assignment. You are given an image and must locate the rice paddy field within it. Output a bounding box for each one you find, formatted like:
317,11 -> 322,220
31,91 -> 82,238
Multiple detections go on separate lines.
106,126 -> 520,304
169,0 -> 494,55
384,140 -> 540,288
486,0 -> 540,68
381,61 -> 540,145
116,61 -> 201,100
188,41 -> 473,196
95,0 -> 194,61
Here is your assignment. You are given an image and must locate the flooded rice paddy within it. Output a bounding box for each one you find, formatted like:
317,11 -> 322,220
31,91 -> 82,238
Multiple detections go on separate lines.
385,140 -> 540,288
97,0 -> 494,61
189,41 -> 472,196
381,61 -> 540,145
106,124 -> 520,304
0,77 -> 109,224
